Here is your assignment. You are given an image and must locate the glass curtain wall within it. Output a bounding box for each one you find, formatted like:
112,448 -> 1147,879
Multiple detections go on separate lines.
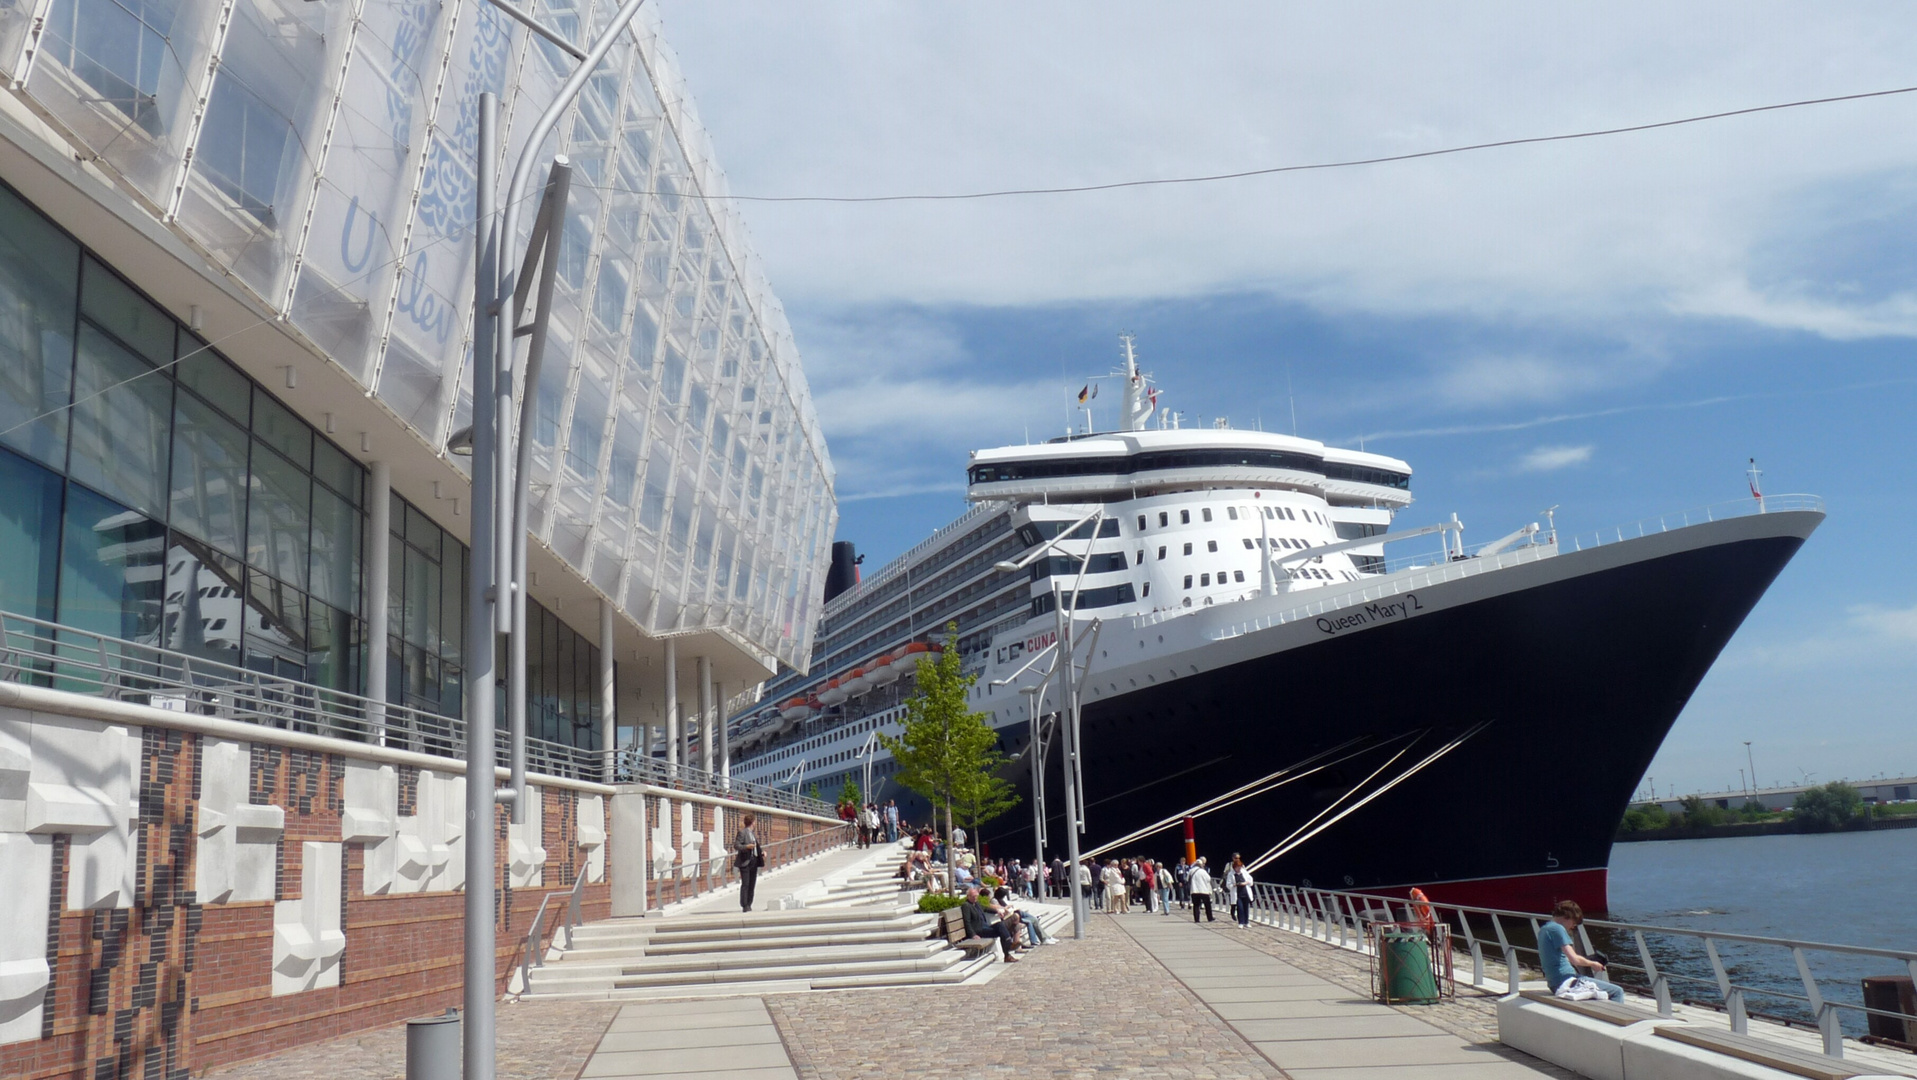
0,180 -> 364,690
384,490 -> 601,753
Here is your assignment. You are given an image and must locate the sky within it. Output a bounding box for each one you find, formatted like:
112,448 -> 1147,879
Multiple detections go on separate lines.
651,2 -> 1917,798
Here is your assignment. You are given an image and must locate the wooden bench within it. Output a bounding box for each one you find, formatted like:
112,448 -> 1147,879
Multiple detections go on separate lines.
1651,1024 -> 1914,1080
1518,989 -> 1657,1027
936,907 -> 997,958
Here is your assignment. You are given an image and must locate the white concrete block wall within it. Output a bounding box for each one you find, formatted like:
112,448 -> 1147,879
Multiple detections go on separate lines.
271,841 -> 345,995
341,761 -> 399,894
508,785 -> 547,889
196,738 -> 284,904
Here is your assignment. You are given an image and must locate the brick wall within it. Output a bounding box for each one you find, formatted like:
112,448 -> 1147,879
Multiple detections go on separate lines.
0,711 -> 830,1080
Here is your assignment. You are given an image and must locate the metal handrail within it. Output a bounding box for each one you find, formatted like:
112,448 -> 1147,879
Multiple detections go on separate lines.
0,608 -> 835,815
514,866 -> 592,992
646,822 -> 854,911
1243,881 -> 1916,1060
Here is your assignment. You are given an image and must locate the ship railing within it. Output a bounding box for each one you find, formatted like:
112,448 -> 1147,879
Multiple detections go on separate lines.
1244,881 -> 1916,1060
0,608 -> 835,817
1552,493 -> 1825,559
1178,493 -> 1826,644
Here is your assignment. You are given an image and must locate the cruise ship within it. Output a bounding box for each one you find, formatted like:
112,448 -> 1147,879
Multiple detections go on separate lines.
724,339 -> 1822,912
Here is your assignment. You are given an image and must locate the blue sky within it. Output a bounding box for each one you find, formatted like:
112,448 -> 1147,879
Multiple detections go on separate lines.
654,2 -> 1917,796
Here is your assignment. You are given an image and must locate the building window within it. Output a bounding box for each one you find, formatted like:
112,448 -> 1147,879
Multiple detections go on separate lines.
1182,542 -> 1192,556
1202,508 -> 1212,522
1135,550 -> 1144,565
1183,575 -> 1193,589
1242,538 -> 1254,549
1158,512 -> 1168,527
1136,514 -> 1146,530
1227,506 -> 1237,520
1141,581 -> 1150,597
1180,510 -> 1190,524
1233,570 -> 1245,583
1207,540 -> 1218,552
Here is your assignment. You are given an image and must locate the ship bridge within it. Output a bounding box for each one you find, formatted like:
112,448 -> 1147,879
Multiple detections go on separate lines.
966,428 -> 1414,512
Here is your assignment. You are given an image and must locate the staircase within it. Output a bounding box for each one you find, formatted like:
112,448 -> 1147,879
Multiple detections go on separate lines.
514,844 -> 1070,999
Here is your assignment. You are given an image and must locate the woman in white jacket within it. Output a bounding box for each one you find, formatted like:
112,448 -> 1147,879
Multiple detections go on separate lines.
1102,860 -> 1129,913
1222,854 -> 1255,927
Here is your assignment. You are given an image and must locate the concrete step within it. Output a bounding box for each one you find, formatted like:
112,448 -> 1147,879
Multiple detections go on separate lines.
525,950 -> 967,995
811,950 -> 1001,989
531,940 -> 950,983
555,927 -> 936,963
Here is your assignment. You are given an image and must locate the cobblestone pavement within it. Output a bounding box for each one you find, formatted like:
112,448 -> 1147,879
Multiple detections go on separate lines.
1189,919 -> 1579,1076
203,1000 -> 619,1080
765,914 -> 1289,1080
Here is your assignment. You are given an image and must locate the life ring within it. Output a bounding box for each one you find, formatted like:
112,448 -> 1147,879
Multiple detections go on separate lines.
1408,887 -> 1437,932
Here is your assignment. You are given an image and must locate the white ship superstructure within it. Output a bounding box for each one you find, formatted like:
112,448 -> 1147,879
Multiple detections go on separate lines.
729,339 -> 1415,793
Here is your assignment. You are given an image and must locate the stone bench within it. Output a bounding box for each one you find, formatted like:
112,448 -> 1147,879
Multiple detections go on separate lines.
1498,990 -> 1662,1080
1626,1024 -> 1915,1080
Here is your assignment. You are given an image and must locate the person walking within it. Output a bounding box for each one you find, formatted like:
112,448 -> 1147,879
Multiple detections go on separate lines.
1076,859 -> 1095,910
1157,861 -> 1175,915
733,812 -> 763,911
1188,857 -> 1215,923
1141,859 -> 1158,913
884,800 -> 900,843
1103,860 -> 1128,914
1223,854 -> 1254,927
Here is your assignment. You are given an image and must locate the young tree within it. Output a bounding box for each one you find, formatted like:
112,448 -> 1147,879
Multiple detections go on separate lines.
878,624 -> 1019,890
838,776 -> 862,810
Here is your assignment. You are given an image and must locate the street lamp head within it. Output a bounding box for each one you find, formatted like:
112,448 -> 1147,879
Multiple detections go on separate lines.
447,424 -> 475,456
993,560 -> 1021,573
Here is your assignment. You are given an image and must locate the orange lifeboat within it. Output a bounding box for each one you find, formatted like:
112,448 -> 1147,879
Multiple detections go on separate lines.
868,652 -> 901,686
841,666 -> 872,696
779,696 -> 811,723
890,641 -> 933,674
817,677 -> 848,706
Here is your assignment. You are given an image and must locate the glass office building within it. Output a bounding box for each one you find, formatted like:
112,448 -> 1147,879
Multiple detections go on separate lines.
0,0 -> 836,748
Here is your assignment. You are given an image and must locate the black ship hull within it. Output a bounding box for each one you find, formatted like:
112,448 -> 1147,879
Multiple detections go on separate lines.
897,511 -> 1816,914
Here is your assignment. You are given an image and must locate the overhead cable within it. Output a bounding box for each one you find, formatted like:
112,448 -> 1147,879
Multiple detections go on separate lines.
580,84 -> 1917,205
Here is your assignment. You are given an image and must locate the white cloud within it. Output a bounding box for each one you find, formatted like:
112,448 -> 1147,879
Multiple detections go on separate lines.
1848,602 -> 1917,641
655,1 -> 1917,337
1430,354 -> 1613,408
1516,444 -> 1594,472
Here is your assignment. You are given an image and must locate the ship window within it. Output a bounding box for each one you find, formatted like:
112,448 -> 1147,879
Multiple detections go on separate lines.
1182,575 -> 1192,589
1180,510 -> 1190,524
1202,508 -> 1213,522
1135,550 -> 1144,565
1242,538 -> 1254,549
1158,512 -> 1168,527
1137,514 -> 1147,531
1200,573 -> 1210,586
1227,507 -> 1237,520
1206,540 -> 1218,553
1141,581 -> 1150,597
1182,542 -> 1192,556
1157,546 -> 1166,560
1234,570 -> 1245,583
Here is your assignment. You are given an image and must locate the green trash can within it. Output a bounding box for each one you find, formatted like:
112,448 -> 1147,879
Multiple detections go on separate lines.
1379,931 -> 1439,1003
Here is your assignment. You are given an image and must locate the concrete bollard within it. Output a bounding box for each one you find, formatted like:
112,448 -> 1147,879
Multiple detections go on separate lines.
406,1008 -> 460,1080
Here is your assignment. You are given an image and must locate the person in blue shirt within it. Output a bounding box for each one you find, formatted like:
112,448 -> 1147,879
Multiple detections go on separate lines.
1538,900 -> 1623,1001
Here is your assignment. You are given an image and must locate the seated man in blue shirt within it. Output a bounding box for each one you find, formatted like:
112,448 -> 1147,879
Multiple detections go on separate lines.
1539,900 -> 1624,1002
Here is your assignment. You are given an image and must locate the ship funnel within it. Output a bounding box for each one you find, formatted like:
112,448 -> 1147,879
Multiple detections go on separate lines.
824,541 -> 862,603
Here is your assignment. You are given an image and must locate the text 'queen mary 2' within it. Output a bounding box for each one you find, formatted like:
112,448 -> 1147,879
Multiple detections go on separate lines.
725,339 -> 1822,913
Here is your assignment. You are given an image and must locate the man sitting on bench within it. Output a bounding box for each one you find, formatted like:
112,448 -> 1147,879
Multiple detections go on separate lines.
961,886 -> 1020,963
1540,900 -> 1623,1002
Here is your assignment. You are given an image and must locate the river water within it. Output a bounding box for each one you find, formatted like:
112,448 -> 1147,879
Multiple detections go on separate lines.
1603,828 -> 1917,1036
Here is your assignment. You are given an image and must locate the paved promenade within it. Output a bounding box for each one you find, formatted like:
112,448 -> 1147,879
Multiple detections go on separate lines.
211,909 -> 1574,1080
1115,916 -> 1569,1080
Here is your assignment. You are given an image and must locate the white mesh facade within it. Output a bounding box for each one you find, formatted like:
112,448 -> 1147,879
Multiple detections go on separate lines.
0,0 -> 836,668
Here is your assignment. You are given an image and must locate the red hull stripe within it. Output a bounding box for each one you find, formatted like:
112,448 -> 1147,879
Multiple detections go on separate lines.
1409,868 -> 1610,915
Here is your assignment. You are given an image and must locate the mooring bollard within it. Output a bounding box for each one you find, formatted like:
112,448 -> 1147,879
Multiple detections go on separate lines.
406,1008 -> 460,1080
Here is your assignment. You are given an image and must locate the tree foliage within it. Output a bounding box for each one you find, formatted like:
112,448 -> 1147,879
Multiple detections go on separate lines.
878,624 -> 1019,872
838,776 -> 862,809
1620,803 -> 1672,833
1792,782 -> 1865,832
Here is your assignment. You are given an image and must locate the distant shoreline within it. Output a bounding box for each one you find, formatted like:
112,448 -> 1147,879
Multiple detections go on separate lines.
1614,813 -> 1917,843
